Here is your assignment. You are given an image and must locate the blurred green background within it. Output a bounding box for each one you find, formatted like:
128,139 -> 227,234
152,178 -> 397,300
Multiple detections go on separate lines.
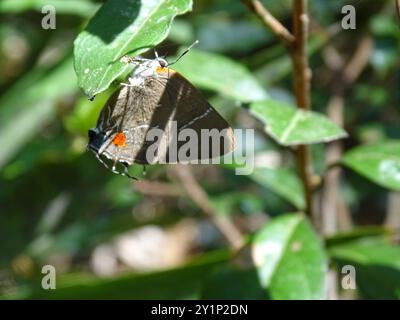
0,0 -> 399,300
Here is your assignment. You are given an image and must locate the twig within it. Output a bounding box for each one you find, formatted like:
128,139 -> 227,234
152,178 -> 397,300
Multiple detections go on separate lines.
343,37 -> 374,84
326,269 -> 339,300
292,0 -> 311,110
169,165 -> 244,249
322,95 -> 345,234
386,193 -> 400,230
396,0 -> 400,21
321,36 -> 373,235
241,0 -> 295,46
133,180 -> 182,197
291,0 -> 314,219
243,0 -> 315,218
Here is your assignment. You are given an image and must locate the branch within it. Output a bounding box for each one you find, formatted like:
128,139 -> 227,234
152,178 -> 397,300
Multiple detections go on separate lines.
169,165 -> 244,250
321,36 -> 373,235
241,0 -> 295,46
343,36 -> 373,84
241,0 -> 317,219
292,0 -> 311,110
242,0 -> 314,218
291,0 -> 314,219
133,180 -> 182,197
397,0 -> 400,21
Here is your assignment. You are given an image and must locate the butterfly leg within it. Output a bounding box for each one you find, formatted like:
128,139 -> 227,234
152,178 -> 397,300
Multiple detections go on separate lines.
96,153 -> 137,180
112,158 -> 119,172
111,157 -> 137,180
95,152 -> 113,172
122,163 -> 138,180
112,159 -> 137,180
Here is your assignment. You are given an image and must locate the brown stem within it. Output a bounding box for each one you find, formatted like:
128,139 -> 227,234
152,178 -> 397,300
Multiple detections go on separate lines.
242,0 -> 314,217
243,0 -> 314,218
133,180 -> 182,197
386,192 -> 400,230
292,0 -> 311,110
242,0 -> 322,222
396,0 -> 400,20
322,94 -> 346,234
169,165 -> 244,250
291,0 -> 314,218
295,146 -> 314,217
343,36 -> 374,84
321,36 -> 373,235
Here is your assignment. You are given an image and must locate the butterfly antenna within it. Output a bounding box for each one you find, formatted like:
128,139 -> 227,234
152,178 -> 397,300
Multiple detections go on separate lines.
168,40 -> 199,66
95,153 -> 110,171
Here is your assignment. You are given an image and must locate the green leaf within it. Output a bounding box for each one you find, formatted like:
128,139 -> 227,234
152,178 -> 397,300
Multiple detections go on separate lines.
196,19 -> 271,54
342,141 -> 400,191
167,19 -> 195,44
74,0 -> 193,98
201,265 -> 266,299
210,192 -> 264,216
0,0 -> 99,17
325,226 -> 393,248
64,90 -> 112,135
172,49 -> 268,102
252,214 -> 327,299
0,57 -> 77,168
250,99 -> 347,146
15,250 -> 229,299
329,241 -> 400,299
250,168 -> 305,210
255,34 -> 330,85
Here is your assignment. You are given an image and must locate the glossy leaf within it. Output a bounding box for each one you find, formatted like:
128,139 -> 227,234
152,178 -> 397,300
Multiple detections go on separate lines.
325,226 -> 393,248
252,214 -> 327,299
196,19 -> 271,54
167,19 -> 194,44
250,99 -> 347,146
15,250 -> 229,299
330,241 -> 400,299
342,141 -> 400,191
250,168 -> 305,210
0,57 -> 77,168
63,90 -> 112,135
74,0 -> 192,98
172,49 -> 268,102
210,192 -> 264,216
201,265 -> 266,299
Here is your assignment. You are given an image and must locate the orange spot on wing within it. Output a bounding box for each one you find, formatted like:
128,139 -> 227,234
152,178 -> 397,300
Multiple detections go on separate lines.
112,132 -> 127,147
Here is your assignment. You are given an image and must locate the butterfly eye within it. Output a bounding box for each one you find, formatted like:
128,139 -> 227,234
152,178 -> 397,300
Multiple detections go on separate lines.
158,58 -> 168,68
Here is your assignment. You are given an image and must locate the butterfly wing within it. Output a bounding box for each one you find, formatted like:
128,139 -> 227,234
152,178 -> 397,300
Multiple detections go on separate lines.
157,68 -> 235,163
88,68 -> 235,165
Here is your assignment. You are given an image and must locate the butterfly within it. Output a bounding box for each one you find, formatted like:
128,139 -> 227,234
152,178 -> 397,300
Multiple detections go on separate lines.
87,44 -> 235,179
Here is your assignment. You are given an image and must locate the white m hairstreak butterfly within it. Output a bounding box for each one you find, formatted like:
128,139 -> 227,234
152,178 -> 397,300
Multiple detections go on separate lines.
87,42 -> 235,179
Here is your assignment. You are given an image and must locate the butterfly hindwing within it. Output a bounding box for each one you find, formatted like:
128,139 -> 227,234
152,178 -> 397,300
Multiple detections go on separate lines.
88,67 -> 235,165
